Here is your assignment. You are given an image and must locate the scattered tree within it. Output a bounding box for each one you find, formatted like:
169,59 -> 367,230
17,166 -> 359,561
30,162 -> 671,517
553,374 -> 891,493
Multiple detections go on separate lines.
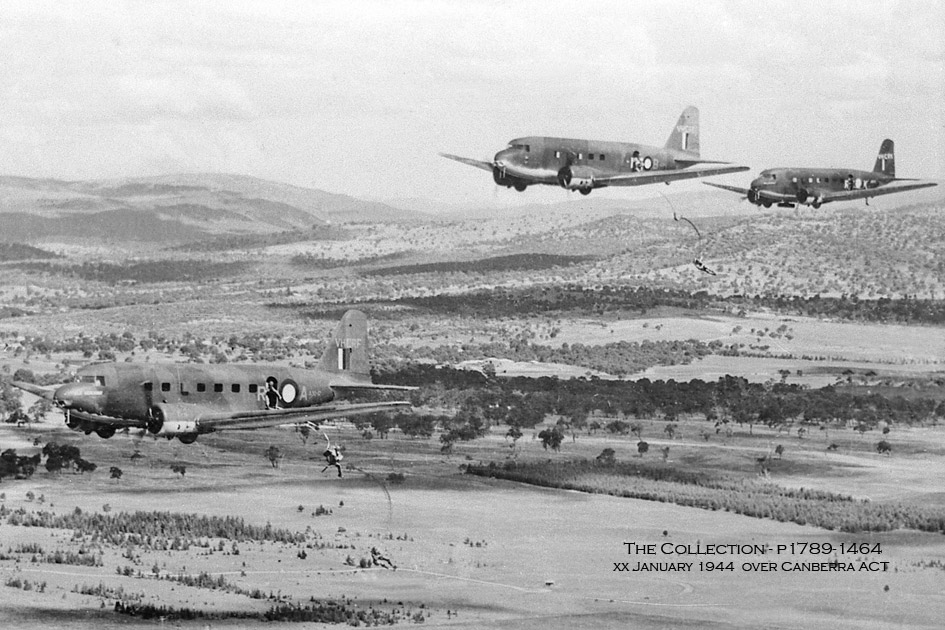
595,448 -> 616,466
265,445 -> 282,469
537,426 -> 564,452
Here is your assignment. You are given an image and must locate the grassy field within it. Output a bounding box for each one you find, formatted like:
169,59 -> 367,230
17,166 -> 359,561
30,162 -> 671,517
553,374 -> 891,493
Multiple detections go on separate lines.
3,415 -> 945,629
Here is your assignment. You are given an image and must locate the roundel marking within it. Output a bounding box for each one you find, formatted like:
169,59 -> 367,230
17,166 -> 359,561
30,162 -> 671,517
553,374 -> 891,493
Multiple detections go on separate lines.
642,156 -> 653,170
280,379 -> 299,405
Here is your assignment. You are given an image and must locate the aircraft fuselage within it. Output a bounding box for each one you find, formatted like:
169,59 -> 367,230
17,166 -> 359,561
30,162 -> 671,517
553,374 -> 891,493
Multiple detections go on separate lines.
749,167 -> 891,208
494,136 -> 697,193
55,363 -> 336,440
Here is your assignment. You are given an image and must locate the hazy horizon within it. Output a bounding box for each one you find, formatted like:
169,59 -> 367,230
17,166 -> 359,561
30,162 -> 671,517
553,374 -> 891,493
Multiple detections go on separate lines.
2,1 -> 942,208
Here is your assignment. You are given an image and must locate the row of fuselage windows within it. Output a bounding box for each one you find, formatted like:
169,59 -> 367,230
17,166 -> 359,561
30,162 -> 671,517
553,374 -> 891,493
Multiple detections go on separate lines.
511,144 -> 613,162
144,381 -> 259,394
554,150 -> 609,161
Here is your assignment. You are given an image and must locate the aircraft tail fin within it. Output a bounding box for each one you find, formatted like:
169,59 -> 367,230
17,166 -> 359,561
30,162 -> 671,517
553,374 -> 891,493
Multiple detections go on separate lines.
320,309 -> 371,377
873,139 -> 895,177
665,106 -> 700,156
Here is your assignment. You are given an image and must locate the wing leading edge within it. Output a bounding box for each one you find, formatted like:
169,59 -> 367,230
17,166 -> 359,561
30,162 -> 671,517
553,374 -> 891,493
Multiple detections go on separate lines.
819,181 -> 938,204
597,164 -> 749,187
439,153 -> 494,172
195,401 -> 412,432
703,182 -> 751,196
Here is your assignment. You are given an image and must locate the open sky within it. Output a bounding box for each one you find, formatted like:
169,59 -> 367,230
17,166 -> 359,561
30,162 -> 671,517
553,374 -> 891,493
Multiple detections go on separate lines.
1,0 -> 942,207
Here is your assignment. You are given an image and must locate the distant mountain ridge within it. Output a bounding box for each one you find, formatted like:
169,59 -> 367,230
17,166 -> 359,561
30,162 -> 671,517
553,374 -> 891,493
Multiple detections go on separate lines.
0,173 -> 424,242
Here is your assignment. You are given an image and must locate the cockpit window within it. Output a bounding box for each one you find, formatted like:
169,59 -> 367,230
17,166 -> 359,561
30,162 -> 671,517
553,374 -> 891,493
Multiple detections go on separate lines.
508,143 -> 531,152
80,375 -> 106,386
762,173 -> 777,182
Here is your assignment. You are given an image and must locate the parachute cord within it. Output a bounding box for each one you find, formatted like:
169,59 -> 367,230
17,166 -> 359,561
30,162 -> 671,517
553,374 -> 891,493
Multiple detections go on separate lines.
350,464 -> 393,527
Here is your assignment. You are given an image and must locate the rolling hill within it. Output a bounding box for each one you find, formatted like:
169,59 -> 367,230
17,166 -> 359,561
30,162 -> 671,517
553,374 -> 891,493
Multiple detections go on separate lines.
0,173 -> 423,242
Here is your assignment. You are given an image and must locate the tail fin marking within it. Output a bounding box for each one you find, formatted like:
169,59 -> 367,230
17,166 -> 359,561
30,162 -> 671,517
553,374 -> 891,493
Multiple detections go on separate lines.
873,139 -> 895,177
320,310 -> 370,376
665,106 -> 700,156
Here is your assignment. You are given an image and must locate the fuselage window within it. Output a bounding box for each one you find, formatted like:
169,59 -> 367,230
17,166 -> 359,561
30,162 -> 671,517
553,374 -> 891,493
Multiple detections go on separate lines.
555,151 -> 561,159
161,382 -> 171,392
144,382 -> 153,391
214,384 -> 223,393
599,154 -> 606,161
578,153 -> 583,160
792,177 -> 798,183
196,383 -> 206,393
525,145 -> 530,152
231,384 -> 241,393
248,383 -> 258,394
589,153 -> 595,160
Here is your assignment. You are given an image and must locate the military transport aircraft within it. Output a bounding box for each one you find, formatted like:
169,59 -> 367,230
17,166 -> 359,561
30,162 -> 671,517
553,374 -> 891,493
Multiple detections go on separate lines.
12,310 -> 413,444
440,106 -> 749,195
705,139 -> 937,209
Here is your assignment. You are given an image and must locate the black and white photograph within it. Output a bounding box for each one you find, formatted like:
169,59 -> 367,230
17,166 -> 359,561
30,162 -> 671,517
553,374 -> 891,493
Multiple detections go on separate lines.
1,1 -> 943,628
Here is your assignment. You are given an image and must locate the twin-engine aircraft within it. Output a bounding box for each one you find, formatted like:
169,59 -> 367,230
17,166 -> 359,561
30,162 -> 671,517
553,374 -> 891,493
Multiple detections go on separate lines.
705,139 -> 937,209
440,106 -> 748,195
13,310 -> 413,444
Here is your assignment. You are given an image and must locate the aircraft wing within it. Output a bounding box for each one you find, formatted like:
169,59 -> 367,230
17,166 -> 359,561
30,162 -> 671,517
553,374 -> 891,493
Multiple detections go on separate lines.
11,381 -> 58,400
196,401 -> 412,432
598,164 -> 749,187
703,182 -> 751,196
439,153 -> 495,172
819,181 -> 938,203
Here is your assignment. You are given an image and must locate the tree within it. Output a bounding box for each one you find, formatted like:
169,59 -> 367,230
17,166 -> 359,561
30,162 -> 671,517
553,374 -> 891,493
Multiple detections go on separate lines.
265,446 -> 282,469
297,424 -> 312,445
75,458 -> 97,475
876,440 -> 892,455
596,448 -> 616,466
663,423 -> 677,440
109,466 -> 123,482
505,425 -> 523,452
28,398 -> 54,425
171,464 -> 186,477
0,379 -> 24,423
637,441 -> 649,457
538,426 -> 564,452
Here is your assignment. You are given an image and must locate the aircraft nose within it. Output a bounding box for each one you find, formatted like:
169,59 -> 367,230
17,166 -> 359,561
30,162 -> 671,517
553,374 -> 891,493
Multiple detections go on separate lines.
54,383 -> 106,414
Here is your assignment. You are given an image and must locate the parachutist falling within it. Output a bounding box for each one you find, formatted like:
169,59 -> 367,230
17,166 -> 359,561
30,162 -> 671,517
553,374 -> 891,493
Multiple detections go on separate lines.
693,258 -> 717,276
322,433 -> 344,477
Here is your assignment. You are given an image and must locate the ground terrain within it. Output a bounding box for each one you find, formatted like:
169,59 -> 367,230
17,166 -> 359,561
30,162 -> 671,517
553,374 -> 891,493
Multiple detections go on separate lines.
1,173 -> 944,627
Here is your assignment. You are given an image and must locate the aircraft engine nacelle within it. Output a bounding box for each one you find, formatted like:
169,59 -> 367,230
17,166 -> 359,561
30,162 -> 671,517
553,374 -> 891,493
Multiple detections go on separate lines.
147,403 -> 199,439
747,188 -> 759,204
557,165 -> 595,191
